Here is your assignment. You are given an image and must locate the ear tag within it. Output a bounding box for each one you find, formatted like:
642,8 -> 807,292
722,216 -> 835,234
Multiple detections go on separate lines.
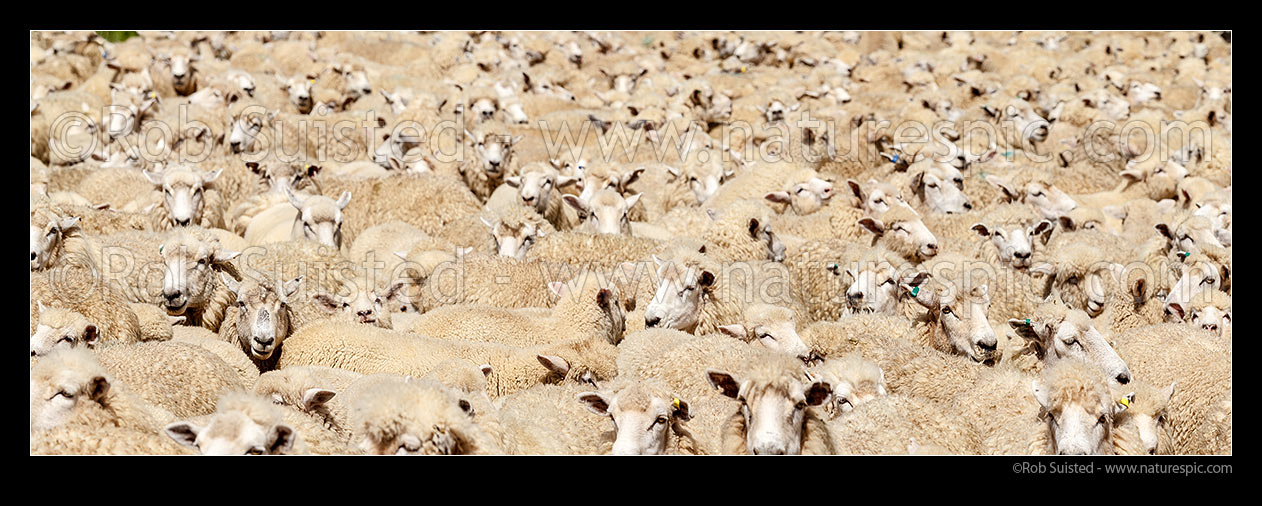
1002,150 -> 1014,159
891,154 -> 900,163
672,398 -> 681,410
911,286 -> 920,297
1178,251 -> 1190,258
1118,397 -> 1130,408
1025,318 -> 1031,326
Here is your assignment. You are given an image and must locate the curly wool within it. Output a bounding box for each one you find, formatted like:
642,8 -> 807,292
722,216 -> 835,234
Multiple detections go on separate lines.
94,340 -> 249,419
30,265 -> 142,345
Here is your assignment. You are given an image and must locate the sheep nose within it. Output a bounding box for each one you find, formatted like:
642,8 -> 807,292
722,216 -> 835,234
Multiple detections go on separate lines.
978,340 -> 997,352
31,252 -> 38,261
163,290 -> 182,302
645,316 -> 661,328
847,291 -> 863,301
925,243 -> 938,253
175,218 -> 191,226
230,141 -> 241,152
489,160 -> 501,168
1014,251 -> 1031,259
1116,372 -> 1131,384
253,335 -> 274,346
357,310 -> 372,317
1204,324 -> 1218,331
963,202 -> 972,210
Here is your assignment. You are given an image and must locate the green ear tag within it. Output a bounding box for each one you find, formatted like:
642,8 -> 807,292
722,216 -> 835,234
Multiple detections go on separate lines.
911,286 -> 920,296
1025,318 -> 1031,326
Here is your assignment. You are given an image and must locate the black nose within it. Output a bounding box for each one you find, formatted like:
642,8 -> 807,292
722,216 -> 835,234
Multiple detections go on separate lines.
175,218 -> 191,226
1014,251 -> 1031,259
31,252 -> 37,261
357,310 -> 372,317
979,340 -> 997,352
645,316 -> 660,328
489,160 -> 501,167
253,336 -> 274,346
963,202 -> 972,210
1116,372 -> 1131,384
847,292 -> 862,300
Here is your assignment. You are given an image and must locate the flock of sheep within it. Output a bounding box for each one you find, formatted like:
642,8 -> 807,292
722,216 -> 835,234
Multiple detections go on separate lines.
29,30 -> 1231,455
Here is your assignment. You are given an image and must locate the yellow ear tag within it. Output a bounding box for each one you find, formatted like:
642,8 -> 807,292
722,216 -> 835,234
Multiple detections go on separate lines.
740,65 -> 747,73
672,398 -> 681,410
1118,397 -> 1130,407
308,79 -> 315,85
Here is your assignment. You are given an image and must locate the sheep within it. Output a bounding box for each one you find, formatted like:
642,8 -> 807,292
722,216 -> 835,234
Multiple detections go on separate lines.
691,199 -> 787,262
345,376 -> 503,454
459,120 -> 524,202
564,189 -> 641,236
29,206 -> 90,272
164,391 -> 310,455
318,173 -> 483,247
1030,358 -> 1135,455
30,265 -> 143,345
494,382 -> 614,455
1112,379 -> 1177,455
277,320 -> 619,399
1005,300 -> 1134,383
642,250 -> 805,336
93,340 -> 248,419
501,162 -> 580,230
1030,242 -> 1165,337
828,393 -> 983,454
714,303 -> 813,362
30,302 -> 102,358
406,274 -> 625,347
133,165 -> 226,229
29,349 -> 191,455
1172,289 -> 1231,339
808,354 -> 887,418
779,203 -> 940,264
282,186 -> 352,249
706,351 -> 835,454
1113,323 -> 1231,454
707,161 -> 835,215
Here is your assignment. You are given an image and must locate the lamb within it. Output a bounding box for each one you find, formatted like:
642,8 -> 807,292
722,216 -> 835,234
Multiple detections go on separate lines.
1112,323 -> 1231,454
707,351 -> 835,454
277,320 -> 619,398
93,340 -> 249,419
406,274 -> 625,347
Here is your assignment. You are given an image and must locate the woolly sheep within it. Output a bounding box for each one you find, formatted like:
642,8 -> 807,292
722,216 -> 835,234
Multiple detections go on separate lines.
706,351 -> 835,454
345,375 -> 503,454
828,393 -> 983,454
94,340 -> 248,419
165,391 -> 310,455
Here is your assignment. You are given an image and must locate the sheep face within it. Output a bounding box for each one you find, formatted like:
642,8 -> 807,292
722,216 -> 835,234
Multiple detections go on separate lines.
1033,366 -> 1130,456
1120,159 -> 1188,201
159,233 -> 239,317
1003,100 -> 1050,145
30,215 -> 78,271
847,179 -> 905,215
936,285 -> 999,362
226,70 -> 256,97
165,413 -> 297,455
29,351 -> 110,431
707,368 -> 831,455
843,262 -> 902,316
1156,215 -> 1224,257
1164,259 -> 1226,321
160,51 -> 197,95
287,190 -> 351,250
281,75 -> 315,114
248,161 -> 319,196
333,65 -> 372,100
1116,382 -> 1175,455
766,177 -> 835,215
482,217 -> 544,260
718,305 -> 812,362
1188,303 -> 1230,337
858,209 -> 939,261
676,160 -> 731,205
505,164 -> 577,215
1010,309 -> 1133,385
1022,181 -> 1077,220
223,275 -> 299,360
578,385 -> 690,455
972,219 -> 1054,269
30,304 -> 99,358
469,96 -> 499,123
644,258 -> 714,332
145,167 -> 221,227
228,109 -> 272,154
576,165 -> 642,203
312,281 -> 401,329
467,128 -> 519,176
912,165 -> 971,214
564,191 -> 640,236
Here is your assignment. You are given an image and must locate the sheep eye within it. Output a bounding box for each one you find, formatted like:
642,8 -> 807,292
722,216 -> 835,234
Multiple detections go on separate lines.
1032,191 -> 1044,197
341,302 -> 349,308
247,448 -> 265,455
1097,415 -> 1108,425
53,390 -> 72,399
927,183 -> 938,189
655,416 -> 669,425
881,278 -> 894,286
61,336 -> 74,343
941,307 -> 953,315
1066,276 -> 1079,285
794,400 -> 807,410
759,333 -> 775,341
874,198 -> 884,205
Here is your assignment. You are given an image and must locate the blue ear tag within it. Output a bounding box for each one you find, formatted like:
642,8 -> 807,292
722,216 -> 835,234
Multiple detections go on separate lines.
1002,150 -> 1014,159
891,154 -> 899,163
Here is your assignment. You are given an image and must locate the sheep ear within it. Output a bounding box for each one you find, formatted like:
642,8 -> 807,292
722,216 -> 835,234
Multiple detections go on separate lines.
847,179 -> 864,201
698,270 -> 716,288
219,272 -> 241,295
268,423 -> 296,454
285,186 -> 305,210
504,176 -> 521,188
971,223 -> 991,238
1009,318 -> 1042,341
282,276 -> 303,300
1119,167 -> 1144,181
335,191 -> 352,209
479,364 -> 494,377
706,369 -> 741,399
717,324 -> 748,340
765,191 -> 792,204
622,167 -> 646,187
625,193 -> 642,210
202,168 -> 223,184
1030,262 -> 1055,276
59,216 -> 81,232
81,324 -> 100,346
1114,392 -> 1135,415
1166,302 -> 1185,320
562,194 -> 588,214
143,169 -> 164,185
1161,382 -> 1177,404
1154,223 -> 1174,240
805,379 -> 833,406
556,175 -> 579,187
664,165 -> 681,181
984,174 -> 1017,201
1031,219 -> 1055,237
1031,379 -> 1050,411
537,354 -> 570,377
479,216 -> 496,230
858,217 -> 885,235
164,421 -> 203,449
213,249 -> 240,263
595,288 -> 612,308
302,388 -> 336,410
576,392 -> 611,416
